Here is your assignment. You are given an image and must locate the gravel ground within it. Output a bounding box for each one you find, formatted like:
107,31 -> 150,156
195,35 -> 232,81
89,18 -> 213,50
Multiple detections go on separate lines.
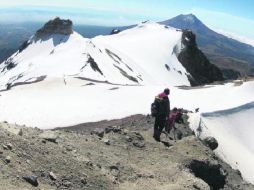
0,114 -> 253,190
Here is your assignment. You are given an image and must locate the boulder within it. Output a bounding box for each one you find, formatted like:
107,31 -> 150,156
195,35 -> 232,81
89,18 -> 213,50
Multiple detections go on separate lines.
49,171 -> 57,180
6,143 -> 13,150
5,156 -> 11,163
203,137 -> 218,150
131,132 -> 144,141
23,176 -> 39,187
40,131 -> 58,143
104,126 -> 122,134
103,139 -> 110,145
133,141 -> 145,148
91,129 -> 104,138
104,127 -> 113,134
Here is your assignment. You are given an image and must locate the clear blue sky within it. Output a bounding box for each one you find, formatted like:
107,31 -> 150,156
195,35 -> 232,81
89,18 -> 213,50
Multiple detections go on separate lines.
0,0 -> 254,39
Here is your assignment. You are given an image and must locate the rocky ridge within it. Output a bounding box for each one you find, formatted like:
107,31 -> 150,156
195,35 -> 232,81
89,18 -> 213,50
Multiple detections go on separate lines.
35,17 -> 73,38
161,14 -> 254,78
178,30 -> 224,86
0,114 -> 253,190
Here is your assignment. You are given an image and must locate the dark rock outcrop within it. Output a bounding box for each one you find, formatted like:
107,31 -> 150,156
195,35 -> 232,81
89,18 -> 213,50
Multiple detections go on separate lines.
187,160 -> 226,190
113,64 -> 139,83
87,54 -> 104,75
110,29 -> 121,35
19,40 -> 31,53
4,75 -> 47,91
178,30 -> 224,86
4,58 -> 16,71
161,14 -> 254,77
35,17 -> 73,38
203,137 -> 219,150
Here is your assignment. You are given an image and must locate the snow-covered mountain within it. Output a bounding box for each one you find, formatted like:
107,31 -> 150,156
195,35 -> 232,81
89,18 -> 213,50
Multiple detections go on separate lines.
0,18 -> 254,184
0,19 -> 193,90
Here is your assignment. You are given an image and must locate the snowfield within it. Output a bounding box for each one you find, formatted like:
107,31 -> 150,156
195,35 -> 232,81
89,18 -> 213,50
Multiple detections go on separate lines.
1,78 -> 253,183
0,78 -> 253,129
0,22 -> 254,184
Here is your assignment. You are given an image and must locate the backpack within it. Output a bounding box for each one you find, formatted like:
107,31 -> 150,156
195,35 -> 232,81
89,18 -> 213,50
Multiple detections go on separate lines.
151,97 -> 162,117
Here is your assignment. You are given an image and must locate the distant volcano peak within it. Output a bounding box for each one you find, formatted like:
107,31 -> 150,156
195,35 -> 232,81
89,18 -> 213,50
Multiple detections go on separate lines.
35,17 -> 73,38
160,14 -> 209,32
171,14 -> 202,25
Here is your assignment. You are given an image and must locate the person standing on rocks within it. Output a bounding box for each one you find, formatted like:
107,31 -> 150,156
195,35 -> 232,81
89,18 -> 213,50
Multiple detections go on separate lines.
152,88 -> 170,142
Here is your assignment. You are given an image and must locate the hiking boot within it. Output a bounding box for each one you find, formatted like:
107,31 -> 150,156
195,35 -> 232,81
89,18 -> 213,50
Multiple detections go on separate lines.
153,136 -> 161,142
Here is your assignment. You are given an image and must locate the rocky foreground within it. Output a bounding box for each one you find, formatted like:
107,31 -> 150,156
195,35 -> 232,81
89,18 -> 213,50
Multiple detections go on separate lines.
0,114 -> 253,190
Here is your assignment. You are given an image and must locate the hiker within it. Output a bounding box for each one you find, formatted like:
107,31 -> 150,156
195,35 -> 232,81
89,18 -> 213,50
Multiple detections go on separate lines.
166,107 -> 178,134
165,107 -> 184,134
152,88 -> 170,142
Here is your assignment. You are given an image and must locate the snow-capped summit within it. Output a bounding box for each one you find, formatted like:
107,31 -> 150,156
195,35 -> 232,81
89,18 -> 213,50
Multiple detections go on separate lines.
0,19 -> 195,90
0,17 -> 226,91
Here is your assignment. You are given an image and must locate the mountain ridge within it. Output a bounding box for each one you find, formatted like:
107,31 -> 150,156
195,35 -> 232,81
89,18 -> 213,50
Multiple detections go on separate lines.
161,14 -> 254,78
0,18 -> 224,90
1,14 -> 254,80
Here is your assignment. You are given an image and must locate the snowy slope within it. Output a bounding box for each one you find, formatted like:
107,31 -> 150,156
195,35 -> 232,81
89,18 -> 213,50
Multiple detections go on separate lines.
189,101 -> 254,184
0,22 -> 190,90
0,78 -> 253,128
93,23 -> 189,86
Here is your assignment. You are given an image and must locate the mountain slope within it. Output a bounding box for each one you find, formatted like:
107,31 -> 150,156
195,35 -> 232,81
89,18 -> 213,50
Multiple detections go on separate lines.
0,17 -> 226,90
161,14 -> 254,78
0,19 -> 193,90
1,115 -> 254,190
